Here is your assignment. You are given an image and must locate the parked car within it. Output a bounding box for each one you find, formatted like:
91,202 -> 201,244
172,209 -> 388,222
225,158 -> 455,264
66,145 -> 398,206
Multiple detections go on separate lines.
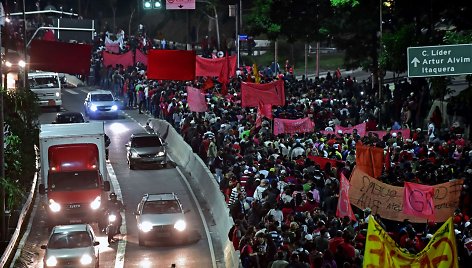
135,193 -> 189,246
125,133 -> 167,170
52,111 -> 87,124
41,224 -> 100,267
84,90 -> 120,119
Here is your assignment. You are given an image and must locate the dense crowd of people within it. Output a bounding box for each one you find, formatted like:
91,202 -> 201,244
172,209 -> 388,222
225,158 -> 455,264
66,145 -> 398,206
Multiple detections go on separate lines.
93,38 -> 472,267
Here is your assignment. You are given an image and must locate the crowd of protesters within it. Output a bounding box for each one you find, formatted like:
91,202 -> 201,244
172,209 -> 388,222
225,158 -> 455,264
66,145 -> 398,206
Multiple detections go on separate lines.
91,33 -> 472,266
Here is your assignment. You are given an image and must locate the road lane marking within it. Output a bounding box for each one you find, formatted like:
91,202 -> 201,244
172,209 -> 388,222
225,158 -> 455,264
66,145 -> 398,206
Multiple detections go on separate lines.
64,89 -> 79,95
107,163 -> 127,268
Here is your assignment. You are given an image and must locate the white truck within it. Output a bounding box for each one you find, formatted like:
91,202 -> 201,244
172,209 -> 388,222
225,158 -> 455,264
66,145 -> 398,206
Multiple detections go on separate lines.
38,122 -> 110,228
28,71 -> 62,111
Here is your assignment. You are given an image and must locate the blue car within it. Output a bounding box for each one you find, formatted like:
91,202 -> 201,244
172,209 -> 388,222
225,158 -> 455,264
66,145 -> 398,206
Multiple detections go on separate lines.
84,90 -> 120,119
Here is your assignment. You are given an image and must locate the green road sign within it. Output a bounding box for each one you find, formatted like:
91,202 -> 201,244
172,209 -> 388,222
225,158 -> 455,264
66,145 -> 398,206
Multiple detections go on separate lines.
407,44 -> 472,77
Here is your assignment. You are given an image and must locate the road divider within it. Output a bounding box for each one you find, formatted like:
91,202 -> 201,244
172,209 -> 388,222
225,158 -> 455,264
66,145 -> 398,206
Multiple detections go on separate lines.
148,119 -> 238,268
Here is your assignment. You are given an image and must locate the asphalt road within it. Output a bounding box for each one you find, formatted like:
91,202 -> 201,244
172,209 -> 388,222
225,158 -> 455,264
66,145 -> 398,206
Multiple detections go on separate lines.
10,86 -> 216,268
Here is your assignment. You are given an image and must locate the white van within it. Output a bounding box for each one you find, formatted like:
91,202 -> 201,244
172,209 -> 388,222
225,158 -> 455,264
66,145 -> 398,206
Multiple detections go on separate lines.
28,71 -> 62,111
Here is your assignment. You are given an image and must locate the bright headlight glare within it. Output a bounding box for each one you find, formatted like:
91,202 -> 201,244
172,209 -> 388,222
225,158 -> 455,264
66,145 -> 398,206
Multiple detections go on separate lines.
18,60 -> 26,68
139,221 -> 153,232
80,254 -> 93,265
90,105 -> 97,111
174,220 -> 186,232
45,256 -> 58,266
55,92 -> 60,97
5,61 -> 12,67
108,214 -> 117,222
111,105 -> 118,111
49,199 -> 61,212
157,151 -> 165,157
90,196 -> 101,210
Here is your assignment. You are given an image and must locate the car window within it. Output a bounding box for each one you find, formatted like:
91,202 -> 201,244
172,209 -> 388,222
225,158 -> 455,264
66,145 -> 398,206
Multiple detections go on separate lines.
91,93 -> 113,101
131,136 -> 162,147
48,231 -> 92,249
142,200 -> 180,214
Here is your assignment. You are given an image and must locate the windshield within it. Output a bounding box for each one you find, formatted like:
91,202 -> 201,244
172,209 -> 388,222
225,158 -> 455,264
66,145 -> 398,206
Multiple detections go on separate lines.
29,77 -> 59,89
131,136 -> 162,147
91,94 -> 114,101
49,171 -> 100,191
48,231 -> 92,249
143,200 -> 180,214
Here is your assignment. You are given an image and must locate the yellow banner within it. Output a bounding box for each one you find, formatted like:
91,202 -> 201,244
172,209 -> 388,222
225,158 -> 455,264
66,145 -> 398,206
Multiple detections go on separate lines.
253,63 -> 261,84
364,216 -> 458,268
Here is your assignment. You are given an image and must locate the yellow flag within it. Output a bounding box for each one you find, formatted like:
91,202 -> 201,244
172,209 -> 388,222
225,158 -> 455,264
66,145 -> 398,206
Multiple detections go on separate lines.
363,216 -> 458,268
253,63 -> 261,84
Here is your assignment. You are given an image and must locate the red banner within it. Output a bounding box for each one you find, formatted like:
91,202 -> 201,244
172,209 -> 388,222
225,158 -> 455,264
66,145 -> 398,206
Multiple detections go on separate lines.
337,173 -> 357,221
355,142 -> 384,178
195,55 -> 236,78
30,40 -> 92,75
403,182 -> 435,220
135,49 -> 148,66
335,122 -> 367,137
241,80 -> 285,107
147,50 -> 196,81
273,117 -> 314,136
307,156 -> 344,170
186,86 -> 208,112
103,51 -> 134,68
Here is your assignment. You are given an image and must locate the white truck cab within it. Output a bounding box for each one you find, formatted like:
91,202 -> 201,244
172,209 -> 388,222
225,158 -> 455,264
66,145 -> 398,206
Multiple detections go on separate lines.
28,71 -> 62,111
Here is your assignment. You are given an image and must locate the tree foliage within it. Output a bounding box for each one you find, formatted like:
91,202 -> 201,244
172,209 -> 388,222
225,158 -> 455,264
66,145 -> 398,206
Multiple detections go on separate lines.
379,24 -> 416,74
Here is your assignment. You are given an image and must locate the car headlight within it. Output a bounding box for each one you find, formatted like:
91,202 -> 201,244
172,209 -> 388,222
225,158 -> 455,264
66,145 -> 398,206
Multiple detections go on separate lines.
139,221 -> 153,233
90,105 -> 97,112
45,256 -> 58,266
174,220 -> 186,232
111,105 -> 118,111
80,254 -> 93,265
156,151 -> 165,157
131,151 -> 140,158
90,196 -> 101,210
108,214 -> 117,222
48,199 -> 61,213
55,92 -> 60,97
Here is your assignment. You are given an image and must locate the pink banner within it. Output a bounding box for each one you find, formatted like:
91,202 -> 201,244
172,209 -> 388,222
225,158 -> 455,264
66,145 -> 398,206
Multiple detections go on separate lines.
403,182 -> 435,220
166,0 -> 195,10
367,129 -> 411,139
335,122 -> 367,137
337,173 -> 356,221
307,156 -> 344,170
186,86 -> 208,112
135,49 -> 148,66
103,51 -> 134,68
241,80 -> 285,107
273,117 -> 314,136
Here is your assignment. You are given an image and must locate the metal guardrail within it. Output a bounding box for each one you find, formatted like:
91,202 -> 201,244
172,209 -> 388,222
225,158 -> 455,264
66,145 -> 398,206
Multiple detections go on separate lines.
0,146 -> 39,267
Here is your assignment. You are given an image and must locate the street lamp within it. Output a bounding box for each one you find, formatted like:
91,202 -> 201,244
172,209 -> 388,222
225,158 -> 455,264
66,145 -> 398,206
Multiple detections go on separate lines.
143,0 -> 162,10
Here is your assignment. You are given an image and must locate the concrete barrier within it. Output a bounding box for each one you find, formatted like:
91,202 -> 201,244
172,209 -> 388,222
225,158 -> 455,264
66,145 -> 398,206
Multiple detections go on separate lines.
149,119 -> 238,268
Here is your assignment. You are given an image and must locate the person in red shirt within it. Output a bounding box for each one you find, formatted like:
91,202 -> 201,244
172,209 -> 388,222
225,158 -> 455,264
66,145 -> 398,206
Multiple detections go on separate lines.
335,232 -> 356,265
328,230 -> 345,255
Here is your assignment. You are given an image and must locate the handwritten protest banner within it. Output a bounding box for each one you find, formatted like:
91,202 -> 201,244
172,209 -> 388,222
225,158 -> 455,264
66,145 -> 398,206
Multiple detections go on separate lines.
364,216 -> 458,268
349,168 -> 463,223
403,182 -> 435,220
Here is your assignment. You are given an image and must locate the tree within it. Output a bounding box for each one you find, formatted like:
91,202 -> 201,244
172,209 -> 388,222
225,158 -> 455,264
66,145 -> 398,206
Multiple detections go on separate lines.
379,24 -> 416,75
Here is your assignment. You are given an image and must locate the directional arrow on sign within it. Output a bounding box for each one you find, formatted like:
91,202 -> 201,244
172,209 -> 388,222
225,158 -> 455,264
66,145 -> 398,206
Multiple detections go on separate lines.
179,5 -> 183,8
411,57 -> 420,67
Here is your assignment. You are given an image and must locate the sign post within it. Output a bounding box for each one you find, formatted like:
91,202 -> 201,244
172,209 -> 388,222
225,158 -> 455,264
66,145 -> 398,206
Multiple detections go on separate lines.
407,44 -> 472,77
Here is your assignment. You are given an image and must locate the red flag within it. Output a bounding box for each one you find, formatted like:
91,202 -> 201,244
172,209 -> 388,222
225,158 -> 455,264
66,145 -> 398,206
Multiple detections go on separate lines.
273,118 -> 314,135
147,50 -> 196,81
30,40 -> 92,75
103,51 -> 134,68
241,80 -> 285,107
336,173 -> 356,221
186,86 -> 208,112
258,101 -> 273,119
335,122 -> 367,137
307,156 -> 344,170
403,182 -> 435,220
135,49 -> 148,66
202,77 -> 214,91
195,55 -> 236,78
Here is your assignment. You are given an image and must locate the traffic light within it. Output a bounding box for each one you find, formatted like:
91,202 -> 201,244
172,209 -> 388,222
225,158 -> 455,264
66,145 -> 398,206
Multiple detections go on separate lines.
143,0 -> 162,9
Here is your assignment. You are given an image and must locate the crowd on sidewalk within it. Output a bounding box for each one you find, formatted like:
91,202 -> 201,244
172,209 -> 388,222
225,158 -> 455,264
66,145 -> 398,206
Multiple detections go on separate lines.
93,43 -> 472,266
